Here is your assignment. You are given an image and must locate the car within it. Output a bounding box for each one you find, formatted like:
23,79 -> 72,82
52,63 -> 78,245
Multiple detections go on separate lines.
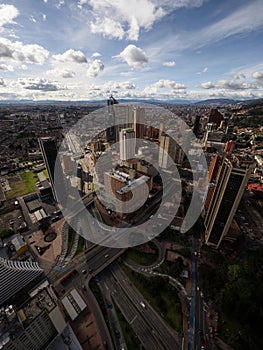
207,312 -> 211,318
82,285 -> 87,291
104,254 -> 109,258
81,269 -> 87,274
196,286 -> 200,291
140,301 -> 146,308
114,329 -> 120,338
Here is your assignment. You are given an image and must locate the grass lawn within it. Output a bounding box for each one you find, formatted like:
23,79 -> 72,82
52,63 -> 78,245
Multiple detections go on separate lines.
43,169 -> 49,179
124,248 -> 158,266
5,171 -> 38,199
121,263 -> 183,333
21,171 -> 39,192
74,235 -> 85,257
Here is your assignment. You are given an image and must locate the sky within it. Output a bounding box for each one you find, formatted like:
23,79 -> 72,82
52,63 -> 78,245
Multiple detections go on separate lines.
0,0 -> 263,101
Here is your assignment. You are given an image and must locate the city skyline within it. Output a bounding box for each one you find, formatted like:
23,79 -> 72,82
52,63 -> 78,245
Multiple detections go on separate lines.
0,0 -> 263,102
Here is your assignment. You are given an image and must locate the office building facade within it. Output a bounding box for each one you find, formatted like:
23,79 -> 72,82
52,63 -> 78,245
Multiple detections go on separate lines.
119,128 -> 135,161
0,258 -> 43,306
204,157 -> 254,248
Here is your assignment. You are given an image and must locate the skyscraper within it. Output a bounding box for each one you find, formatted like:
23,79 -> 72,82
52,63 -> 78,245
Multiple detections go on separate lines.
39,137 -> 65,202
119,128 -> 135,161
0,258 -> 43,306
158,135 -> 176,169
39,137 -> 59,200
106,95 -> 119,142
204,157 -> 254,248
133,107 -> 145,140
114,104 -> 134,143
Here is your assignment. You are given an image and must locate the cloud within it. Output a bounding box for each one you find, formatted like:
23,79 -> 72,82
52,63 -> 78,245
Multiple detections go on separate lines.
252,71 -> 263,86
252,71 -> 263,80
0,38 -> 49,64
143,79 -> 186,95
87,59 -> 104,77
232,72 -> 246,80
18,78 -> 65,91
199,81 -> 214,89
151,1 -> 263,54
118,45 -> 148,68
0,78 -> 5,86
55,0 -> 65,9
42,14 -> 47,21
30,16 -> 36,23
90,17 -> 125,40
79,0 -> 205,41
0,63 -> 14,72
203,67 -> 208,73
199,79 -> 255,90
163,61 -> 176,67
105,81 -> 136,90
92,52 -> 101,57
52,49 -> 87,63
0,4 -> 19,29
47,68 -> 76,78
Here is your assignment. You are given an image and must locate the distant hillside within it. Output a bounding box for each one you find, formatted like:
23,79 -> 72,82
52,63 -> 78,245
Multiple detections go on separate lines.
1,97 -> 263,107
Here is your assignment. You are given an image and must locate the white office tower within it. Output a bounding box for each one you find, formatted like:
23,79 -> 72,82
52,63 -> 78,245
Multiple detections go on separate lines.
119,128 -> 135,161
0,257 -> 43,306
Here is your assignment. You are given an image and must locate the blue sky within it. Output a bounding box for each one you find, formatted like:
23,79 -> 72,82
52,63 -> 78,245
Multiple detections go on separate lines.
0,0 -> 263,101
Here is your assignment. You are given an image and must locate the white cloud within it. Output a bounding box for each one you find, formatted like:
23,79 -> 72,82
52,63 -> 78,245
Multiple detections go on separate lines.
43,0 -> 48,3
42,14 -> 47,21
18,78 -> 65,91
92,52 -> 101,57
55,0 -> 65,9
232,72 -> 246,80
252,71 -> 263,80
0,63 -> 14,72
87,59 -> 104,77
0,4 -> 19,29
203,67 -> 208,73
90,17 -> 125,40
118,45 -> 148,68
52,49 -> 87,63
143,79 -> 186,95
199,81 -> 214,89
150,1 -> 263,54
104,81 -> 136,90
79,0 -> 205,41
163,61 -> 176,67
0,38 -> 49,64
199,79 -> 255,90
47,68 -> 76,78
30,16 -> 36,23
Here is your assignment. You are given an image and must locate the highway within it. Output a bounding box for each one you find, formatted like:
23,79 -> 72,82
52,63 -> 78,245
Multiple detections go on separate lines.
110,263 -> 181,350
100,269 -> 165,350
97,270 -> 127,350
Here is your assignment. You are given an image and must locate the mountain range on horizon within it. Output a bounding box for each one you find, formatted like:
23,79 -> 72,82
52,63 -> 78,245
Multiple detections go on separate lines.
0,97 -> 263,107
